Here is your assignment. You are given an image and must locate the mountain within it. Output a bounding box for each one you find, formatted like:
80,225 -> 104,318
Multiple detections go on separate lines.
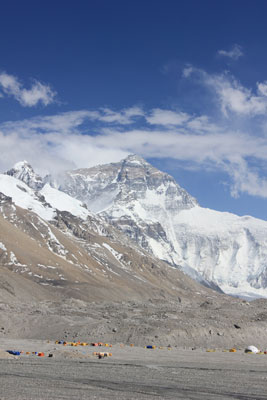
48,154 -> 198,268
2,161 -> 267,348
6,160 -> 43,190
0,171 -> 210,305
48,154 -> 267,299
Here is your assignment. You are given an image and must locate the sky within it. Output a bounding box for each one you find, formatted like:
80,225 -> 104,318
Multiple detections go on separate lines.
1,0 -> 267,219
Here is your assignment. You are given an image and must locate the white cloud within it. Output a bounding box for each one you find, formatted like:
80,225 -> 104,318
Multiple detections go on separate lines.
186,115 -> 219,133
218,44 -> 243,60
2,106 -> 267,200
209,75 -> 267,116
225,160 -> 267,199
183,66 -> 267,116
145,109 -> 219,134
257,81 -> 267,96
182,66 -> 194,78
3,65 -> 267,202
146,109 -> 190,126
98,106 -> 144,124
0,72 -> 56,107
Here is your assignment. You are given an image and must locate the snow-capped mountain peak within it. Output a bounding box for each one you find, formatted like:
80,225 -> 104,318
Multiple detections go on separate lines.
45,155 -> 267,299
13,160 -> 29,169
50,154 -> 198,213
5,155 -> 267,299
122,154 -> 150,167
6,160 -> 43,190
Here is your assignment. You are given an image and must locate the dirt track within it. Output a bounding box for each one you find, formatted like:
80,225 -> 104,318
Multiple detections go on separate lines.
1,340 -> 267,399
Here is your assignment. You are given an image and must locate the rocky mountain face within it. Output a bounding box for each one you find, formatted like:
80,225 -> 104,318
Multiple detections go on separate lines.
6,160 -> 43,190
50,155 -> 199,268
0,170 -> 213,305
46,155 -> 267,299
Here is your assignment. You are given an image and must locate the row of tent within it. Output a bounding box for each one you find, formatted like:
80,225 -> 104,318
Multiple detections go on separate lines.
6,350 -> 53,357
55,340 -> 112,347
206,345 -> 267,354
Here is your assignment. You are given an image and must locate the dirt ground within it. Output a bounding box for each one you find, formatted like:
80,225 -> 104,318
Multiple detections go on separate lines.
1,339 -> 267,399
1,298 -> 267,399
1,298 -> 267,350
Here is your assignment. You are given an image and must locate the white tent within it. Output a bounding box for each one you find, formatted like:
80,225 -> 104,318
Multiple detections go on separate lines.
245,345 -> 259,353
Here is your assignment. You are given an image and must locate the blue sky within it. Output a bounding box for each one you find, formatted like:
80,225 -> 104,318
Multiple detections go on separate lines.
1,0 -> 267,219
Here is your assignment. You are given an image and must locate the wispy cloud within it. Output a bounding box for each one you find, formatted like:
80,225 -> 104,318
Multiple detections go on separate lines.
1,64 -> 267,201
183,66 -> 267,116
146,109 -> 190,126
97,106 -> 144,124
207,75 -> 267,116
1,102 -> 267,199
217,44 -> 243,60
0,72 -> 56,107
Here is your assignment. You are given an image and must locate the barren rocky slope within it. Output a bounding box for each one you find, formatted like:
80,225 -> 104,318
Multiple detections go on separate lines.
0,190 -> 207,304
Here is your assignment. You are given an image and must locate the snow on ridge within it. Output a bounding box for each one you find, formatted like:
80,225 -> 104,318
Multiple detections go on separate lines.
40,184 -> 91,220
174,206 -> 267,234
86,187 -> 120,213
123,154 -> 148,166
102,243 -> 123,261
9,251 -> 18,264
0,242 -> 7,251
0,174 -> 55,221
101,242 -> 129,270
126,159 -> 143,166
13,160 -> 29,169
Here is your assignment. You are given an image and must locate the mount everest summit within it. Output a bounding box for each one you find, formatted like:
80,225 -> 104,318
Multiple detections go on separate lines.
2,155 -> 267,299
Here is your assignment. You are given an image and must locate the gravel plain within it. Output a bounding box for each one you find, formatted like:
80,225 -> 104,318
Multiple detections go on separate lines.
1,339 -> 267,399
1,298 -> 267,399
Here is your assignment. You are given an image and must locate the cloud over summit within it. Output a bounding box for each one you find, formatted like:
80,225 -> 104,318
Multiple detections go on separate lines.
1,92 -> 267,200
1,62 -> 267,202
